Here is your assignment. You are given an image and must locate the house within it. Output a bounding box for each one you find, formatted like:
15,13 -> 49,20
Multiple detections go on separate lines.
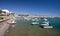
0,9 -> 14,16
1,9 -> 10,16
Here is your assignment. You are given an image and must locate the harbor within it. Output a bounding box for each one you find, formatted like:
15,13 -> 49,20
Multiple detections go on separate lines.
0,0 -> 60,36
0,11 -> 60,36
4,17 -> 60,36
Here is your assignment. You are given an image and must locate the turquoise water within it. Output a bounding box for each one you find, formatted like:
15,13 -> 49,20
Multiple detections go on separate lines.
47,17 -> 60,31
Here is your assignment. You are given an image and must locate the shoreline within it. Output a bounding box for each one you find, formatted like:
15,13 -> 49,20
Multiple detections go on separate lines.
4,17 -> 60,36
4,24 -> 16,36
0,16 -> 14,36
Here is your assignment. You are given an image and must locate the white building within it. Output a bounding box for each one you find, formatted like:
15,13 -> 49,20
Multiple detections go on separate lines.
1,9 -> 10,16
1,9 -> 14,16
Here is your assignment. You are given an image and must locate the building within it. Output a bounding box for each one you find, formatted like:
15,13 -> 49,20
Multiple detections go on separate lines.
1,9 -> 10,16
0,9 -> 14,16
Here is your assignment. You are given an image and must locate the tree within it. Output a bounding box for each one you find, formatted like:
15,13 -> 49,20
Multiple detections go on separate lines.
0,10 -> 2,14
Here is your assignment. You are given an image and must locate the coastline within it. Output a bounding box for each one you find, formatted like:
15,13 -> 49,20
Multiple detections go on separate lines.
4,17 -> 60,36
0,16 -> 14,36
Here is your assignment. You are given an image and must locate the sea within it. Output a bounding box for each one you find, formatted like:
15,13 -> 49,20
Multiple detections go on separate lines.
14,17 -> 60,36
47,17 -> 60,31
15,17 -> 60,31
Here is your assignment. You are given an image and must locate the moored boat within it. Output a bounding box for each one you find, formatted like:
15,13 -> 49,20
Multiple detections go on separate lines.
43,26 -> 53,28
31,18 -> 40,25
32,22 -> 39,25
40,18 -> 53,28
7,19 -> 16,24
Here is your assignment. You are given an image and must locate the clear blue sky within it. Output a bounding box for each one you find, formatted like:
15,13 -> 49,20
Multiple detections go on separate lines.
0,0 -> 60,16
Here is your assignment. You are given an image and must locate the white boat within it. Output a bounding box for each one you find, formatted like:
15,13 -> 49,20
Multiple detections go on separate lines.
31,18 -> 39,25
35,18 -> 39,21
41,21 -> 49,26
32,22 -> 39,25
32,19 -> 36,21
11,20 -> 16,24
41,23 -> 49,26
32,18 -> 39,21
7,20 -> 16,24
43,18 -> 48,21
43,26 -> 53,28
43,21 -> 49,24
41,18 -> 49,25
36,19 -> 39,21
40,18 -> 53,28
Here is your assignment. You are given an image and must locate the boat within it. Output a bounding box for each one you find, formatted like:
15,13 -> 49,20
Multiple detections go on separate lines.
7,19 -> 16,24
43,21 -> 49,24
31,18 -> 39,25
41,23 -> 49,26
40,18 -> 53,28
11,20 -> 16,24
32,22 -> 39,25
41,21 -> 49,26
43,18 -> 48,21
31,18 -> 39,21
40,22 -> 53,28
31,19 -> 36,21
43,26 -> 53,28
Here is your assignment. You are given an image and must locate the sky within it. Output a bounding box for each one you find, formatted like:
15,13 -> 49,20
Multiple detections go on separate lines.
0,0 -> 60,16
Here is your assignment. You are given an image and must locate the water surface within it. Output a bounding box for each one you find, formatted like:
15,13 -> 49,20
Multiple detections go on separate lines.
14,17 -> 60,36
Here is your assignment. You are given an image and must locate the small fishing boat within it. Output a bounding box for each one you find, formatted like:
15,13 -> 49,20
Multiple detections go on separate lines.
43,26 -> 53,28
32,22 -> 39,25
32,18 -> 39,21
11,20 -> 16,24
31,18 -> 39,25
41,23 -> 49,26
7,19 -> 16,24
41,21 -> 49,26
41,22 -> 49,26
43,18 -> 48,21
31,19 -> 36,21
40,18 -> 53,28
